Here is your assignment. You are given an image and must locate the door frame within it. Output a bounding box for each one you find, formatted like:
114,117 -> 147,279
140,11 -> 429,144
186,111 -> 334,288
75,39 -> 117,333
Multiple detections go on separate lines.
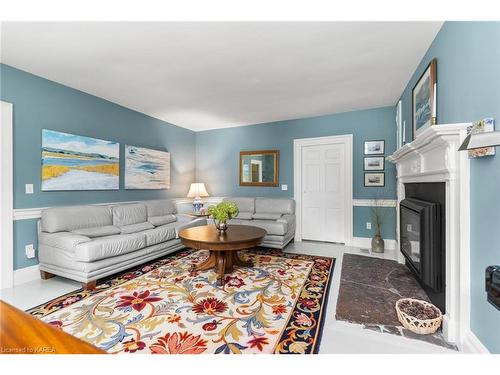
1,101 -> 14,289
293,134 -> 353,245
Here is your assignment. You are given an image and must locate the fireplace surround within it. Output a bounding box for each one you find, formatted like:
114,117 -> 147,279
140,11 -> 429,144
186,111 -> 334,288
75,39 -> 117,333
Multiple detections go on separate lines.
387,123 -> 471,346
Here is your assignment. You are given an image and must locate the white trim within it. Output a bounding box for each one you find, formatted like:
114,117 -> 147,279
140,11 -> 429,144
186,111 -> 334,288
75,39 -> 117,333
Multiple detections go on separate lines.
293,134 -> 353,246
462,330 -> 490,354
13,264 -> 40,286
13,197 -> 227,221
351,236 -> 397,251
352,199 -> 397,207
387,122 -> 472,346
1,101 -> 14,290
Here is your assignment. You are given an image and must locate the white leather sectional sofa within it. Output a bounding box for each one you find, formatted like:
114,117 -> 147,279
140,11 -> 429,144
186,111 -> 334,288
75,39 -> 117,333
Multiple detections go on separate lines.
38,200 -> 206,289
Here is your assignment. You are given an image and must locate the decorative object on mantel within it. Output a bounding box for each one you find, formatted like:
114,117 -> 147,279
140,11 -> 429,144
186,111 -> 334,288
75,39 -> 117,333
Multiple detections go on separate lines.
364,172 -> 385,187
395,298 -> 442,335
207,201 -> 239,233
364,140 -> 385,155
370,198 -> 387,253
187,183 -> 209,214
459,118 -> 498,157
412,58 -> 437,139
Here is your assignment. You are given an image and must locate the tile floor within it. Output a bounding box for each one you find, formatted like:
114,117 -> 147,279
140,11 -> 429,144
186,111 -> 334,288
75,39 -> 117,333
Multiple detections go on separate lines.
1,241 -> 461,354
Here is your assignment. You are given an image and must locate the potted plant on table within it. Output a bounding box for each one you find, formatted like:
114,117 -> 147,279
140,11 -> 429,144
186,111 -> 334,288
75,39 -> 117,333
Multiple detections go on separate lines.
207,201 -> 239,233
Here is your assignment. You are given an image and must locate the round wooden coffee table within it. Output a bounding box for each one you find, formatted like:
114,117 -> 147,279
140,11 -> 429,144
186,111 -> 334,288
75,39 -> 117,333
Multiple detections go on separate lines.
179,224 -> 266,286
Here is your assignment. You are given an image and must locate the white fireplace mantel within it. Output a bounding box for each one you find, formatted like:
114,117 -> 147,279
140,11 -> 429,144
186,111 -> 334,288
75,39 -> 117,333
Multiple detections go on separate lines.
387,123 -> 472,347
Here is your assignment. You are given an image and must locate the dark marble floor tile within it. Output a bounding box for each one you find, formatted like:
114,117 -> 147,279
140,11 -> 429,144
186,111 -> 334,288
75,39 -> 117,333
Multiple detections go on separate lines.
336,253 -> 456,350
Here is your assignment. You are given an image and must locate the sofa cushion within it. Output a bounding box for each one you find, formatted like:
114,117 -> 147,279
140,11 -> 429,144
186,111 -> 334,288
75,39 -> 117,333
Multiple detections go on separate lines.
42,205 -> 113,233
144,199 -> 177,217
71,225 -> 121,238
235,212 -> 253,220
149,214 -> 177,227
255,198 -> 295,215
175,217 -> 207,238
142,224 -> 177,246
252,213 -> 282,220
39,232 -> 91,251
74,233 -> 147,262
112,204 -> 147,226
249,219 -> 287,236
223,197 -> 255,213
119,222 -> 155,234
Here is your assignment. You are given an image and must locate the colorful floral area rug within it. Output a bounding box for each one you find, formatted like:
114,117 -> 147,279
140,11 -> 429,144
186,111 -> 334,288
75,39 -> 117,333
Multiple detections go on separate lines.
28,249 -> 334,354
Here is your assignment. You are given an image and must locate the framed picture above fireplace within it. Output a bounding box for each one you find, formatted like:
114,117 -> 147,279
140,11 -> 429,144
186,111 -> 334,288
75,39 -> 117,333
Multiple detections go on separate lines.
412,58 -> 437,139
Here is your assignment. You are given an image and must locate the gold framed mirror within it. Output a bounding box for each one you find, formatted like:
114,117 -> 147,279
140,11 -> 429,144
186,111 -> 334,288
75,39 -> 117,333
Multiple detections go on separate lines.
239,150 -> 279,187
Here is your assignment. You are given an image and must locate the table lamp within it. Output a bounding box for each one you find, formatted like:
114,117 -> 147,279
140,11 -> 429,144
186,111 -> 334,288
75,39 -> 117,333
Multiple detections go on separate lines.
187,183 -> 209,213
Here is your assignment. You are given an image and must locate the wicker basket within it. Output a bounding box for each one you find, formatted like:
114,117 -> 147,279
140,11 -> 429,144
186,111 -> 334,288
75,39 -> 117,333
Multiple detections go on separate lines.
395,298 -> 442,335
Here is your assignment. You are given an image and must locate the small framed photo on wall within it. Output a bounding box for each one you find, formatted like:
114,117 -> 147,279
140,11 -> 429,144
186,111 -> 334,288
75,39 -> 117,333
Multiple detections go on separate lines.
364,156 -> 384,171
364,140 -> 385,155
364,172 -> 385,187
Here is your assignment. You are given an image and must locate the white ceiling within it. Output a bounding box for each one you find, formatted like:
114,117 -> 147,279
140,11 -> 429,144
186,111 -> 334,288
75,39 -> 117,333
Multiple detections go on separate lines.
1,22 -> 442,131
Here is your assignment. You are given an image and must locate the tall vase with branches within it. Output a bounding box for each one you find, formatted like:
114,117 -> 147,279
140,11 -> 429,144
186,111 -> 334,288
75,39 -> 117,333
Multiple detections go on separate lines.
371,197 -> 388,253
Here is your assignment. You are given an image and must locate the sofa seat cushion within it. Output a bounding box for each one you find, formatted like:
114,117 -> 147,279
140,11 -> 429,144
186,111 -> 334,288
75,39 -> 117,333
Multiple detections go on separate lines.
142,224 -> 177,247
39,232 -> 91,252
112,203 -> 148,226
244,219 -> 287,236
148,214 -> 177,227
119,222 -> 155,234
71,225 -> 121,238
235,212 -> 253,220
252,213 -> 282,220
175,216 -> 207,237
74,233 -> 146,262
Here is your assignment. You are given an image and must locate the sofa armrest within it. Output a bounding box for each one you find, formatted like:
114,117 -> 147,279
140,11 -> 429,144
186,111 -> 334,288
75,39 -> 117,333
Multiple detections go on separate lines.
277,214 -> 295,225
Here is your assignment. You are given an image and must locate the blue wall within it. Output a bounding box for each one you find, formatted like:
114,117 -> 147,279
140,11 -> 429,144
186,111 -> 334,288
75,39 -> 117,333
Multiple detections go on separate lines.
398,22 -> 500,353
196,106 -> 397,240
1,64 -> 196,269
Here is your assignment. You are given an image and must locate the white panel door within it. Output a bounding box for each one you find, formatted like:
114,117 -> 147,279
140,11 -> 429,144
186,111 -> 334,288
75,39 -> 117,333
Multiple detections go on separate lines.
301,142 -> 346,243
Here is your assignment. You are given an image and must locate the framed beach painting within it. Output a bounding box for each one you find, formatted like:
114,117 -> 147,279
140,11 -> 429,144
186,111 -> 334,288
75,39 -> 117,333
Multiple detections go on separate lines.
41,129 -> 119,191
125,145 -> 170,189
413,58 -> 437,139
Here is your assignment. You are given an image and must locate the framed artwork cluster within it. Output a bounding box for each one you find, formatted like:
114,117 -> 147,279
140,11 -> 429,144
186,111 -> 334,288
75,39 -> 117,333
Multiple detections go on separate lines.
363,140 -> 385,187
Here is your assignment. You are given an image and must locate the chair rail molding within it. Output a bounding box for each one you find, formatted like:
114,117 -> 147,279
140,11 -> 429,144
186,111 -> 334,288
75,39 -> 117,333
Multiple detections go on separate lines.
387,122 -> 472,349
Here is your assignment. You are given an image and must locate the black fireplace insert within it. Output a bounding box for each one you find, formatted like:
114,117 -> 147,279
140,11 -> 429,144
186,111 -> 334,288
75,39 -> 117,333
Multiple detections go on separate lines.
400,182 -> 446,312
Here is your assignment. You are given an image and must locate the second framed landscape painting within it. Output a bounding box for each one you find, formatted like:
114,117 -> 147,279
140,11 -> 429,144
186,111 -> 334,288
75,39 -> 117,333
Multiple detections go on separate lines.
125,145 -> 170,189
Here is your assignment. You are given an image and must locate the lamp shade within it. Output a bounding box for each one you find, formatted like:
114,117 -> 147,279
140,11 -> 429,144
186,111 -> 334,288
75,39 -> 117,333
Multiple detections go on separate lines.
187,183 -> 209,198
458,131 -> 500,151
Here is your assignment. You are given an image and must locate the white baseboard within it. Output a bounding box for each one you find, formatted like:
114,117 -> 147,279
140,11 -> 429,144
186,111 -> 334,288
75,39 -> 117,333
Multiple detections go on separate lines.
462,330 -> 490,353
13,264 -> 39,286
351,236 -> 396,251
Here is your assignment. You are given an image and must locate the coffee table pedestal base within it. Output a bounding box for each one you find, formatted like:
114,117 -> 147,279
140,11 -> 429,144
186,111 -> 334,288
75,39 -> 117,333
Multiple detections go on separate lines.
192,250 -> 253,286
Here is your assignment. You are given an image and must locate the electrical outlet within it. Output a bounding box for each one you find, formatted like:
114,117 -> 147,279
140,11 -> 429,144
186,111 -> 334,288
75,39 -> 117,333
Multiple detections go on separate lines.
366,222 -> 372,230
281,184 -> 288,191
25,184 -> 34,194
407,224 -> 412,232
25,244 -> 36,259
